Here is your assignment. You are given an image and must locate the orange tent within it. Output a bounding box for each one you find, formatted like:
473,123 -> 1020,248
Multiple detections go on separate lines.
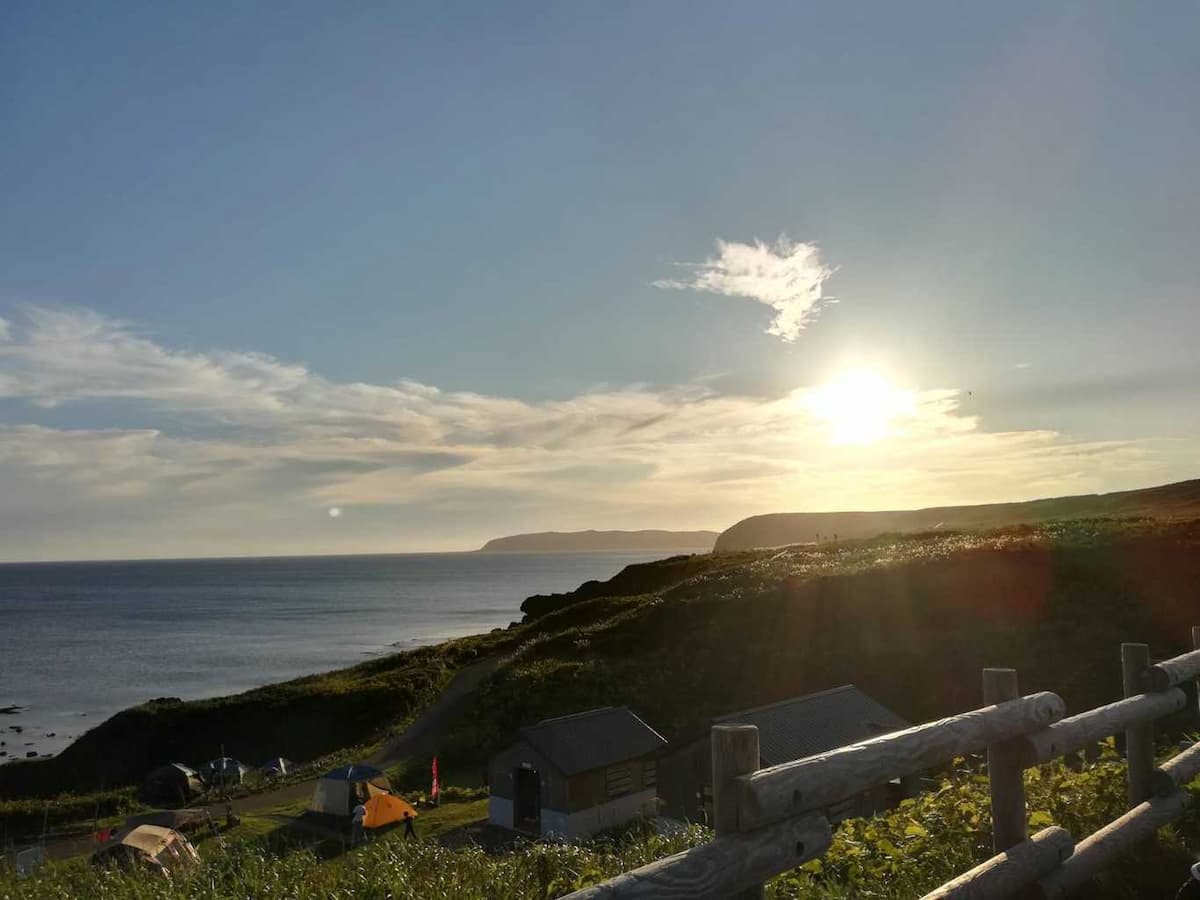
362,794 -> 419,829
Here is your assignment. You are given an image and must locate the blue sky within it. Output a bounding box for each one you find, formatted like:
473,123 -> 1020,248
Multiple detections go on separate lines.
2,2 -> 1198,560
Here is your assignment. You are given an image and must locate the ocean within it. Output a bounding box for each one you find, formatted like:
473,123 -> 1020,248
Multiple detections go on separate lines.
0,550 -> 689,760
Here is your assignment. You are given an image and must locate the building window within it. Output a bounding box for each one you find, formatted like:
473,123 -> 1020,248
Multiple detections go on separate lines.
642,760 -> 657,787
606,764 -> 633,798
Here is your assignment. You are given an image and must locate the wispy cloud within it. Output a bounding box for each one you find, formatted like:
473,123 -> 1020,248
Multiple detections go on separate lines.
654,236 -> 836,341
0,305 -> 1184,559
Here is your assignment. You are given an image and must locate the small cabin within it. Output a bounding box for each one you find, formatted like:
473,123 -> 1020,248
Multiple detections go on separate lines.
487,707 -> 667,840
658,685 -> 912,822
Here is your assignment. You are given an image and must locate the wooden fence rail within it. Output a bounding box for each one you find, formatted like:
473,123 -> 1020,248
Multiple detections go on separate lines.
923,827 -> 1074,900
562,813 -> 832,900
560,630 -> 1200,900
1015,689 -> 1187,767
737,693 -> 1066,832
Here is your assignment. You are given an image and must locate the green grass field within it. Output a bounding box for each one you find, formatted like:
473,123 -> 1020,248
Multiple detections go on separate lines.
6,751 -> 1200,899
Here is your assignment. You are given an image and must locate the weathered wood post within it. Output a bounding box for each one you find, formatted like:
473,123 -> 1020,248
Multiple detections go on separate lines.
983,668 -> 1026,852
1192,626 -> 1200,723
712,724 -> 762,900
1121,643 -> 1154,806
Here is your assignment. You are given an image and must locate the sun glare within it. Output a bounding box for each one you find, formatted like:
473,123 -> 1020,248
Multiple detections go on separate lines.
807,369 -> 915,445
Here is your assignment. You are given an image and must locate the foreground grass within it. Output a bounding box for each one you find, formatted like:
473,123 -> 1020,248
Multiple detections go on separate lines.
6,750 -> 1200,899
2,813 -> 710,899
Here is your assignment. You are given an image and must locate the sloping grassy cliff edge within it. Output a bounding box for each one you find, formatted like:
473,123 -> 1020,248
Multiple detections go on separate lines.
4,516 -> 1200,803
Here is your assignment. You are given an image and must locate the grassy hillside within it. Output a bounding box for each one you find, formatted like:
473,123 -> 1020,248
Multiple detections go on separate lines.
6,515 -> 1200,808
438,517 -> 1200,777
714,477 -> 1200,551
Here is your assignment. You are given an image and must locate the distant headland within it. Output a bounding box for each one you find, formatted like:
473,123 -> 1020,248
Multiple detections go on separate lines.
714,477 -> 1200,552
477,529 -> 718,553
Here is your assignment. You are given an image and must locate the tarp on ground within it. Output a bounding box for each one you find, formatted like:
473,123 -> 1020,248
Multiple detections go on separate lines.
363,794 -> 418,829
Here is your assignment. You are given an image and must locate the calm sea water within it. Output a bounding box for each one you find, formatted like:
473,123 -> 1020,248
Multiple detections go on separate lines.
0,551 -> 686,759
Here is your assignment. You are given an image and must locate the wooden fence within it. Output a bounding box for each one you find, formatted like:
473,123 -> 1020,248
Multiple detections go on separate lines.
562,628 -> 1200,900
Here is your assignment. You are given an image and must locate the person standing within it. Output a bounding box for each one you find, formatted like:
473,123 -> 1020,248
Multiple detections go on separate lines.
351,801 -> 367,847
403,810 -> 417,840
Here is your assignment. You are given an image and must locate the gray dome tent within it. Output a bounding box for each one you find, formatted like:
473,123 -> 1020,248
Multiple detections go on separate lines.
199,757 -> 249,790
310,764 -> 391,817
141,764 -> 205,806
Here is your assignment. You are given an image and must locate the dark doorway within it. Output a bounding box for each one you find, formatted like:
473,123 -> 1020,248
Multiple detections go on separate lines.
514,767 -> 541,833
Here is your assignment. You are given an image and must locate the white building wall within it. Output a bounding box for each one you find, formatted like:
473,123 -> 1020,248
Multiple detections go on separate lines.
541,807 -> 570,839
487,795 -> 513,829
541,788 -> 657,840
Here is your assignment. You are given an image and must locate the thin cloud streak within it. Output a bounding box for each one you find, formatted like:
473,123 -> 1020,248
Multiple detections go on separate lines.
0,305 -> 1186,560
654,236 -> 836,341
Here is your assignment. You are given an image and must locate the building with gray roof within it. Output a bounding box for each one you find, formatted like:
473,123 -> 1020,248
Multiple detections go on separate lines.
657,686 -> 912,822
487,707 -> 667,840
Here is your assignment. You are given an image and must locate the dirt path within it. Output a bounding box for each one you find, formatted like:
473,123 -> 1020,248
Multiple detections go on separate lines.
214,655 -> 502,817
368,656 -> 502,767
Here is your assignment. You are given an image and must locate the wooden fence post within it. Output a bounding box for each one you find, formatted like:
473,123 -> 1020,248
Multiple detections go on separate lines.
713,724 -> 762,900
1192,627 -> 1200,723
983,668 -> 1026,853
1121,643 -> 1154,807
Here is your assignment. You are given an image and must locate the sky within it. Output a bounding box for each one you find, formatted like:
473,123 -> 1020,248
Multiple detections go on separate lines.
2,1 -> 1198,561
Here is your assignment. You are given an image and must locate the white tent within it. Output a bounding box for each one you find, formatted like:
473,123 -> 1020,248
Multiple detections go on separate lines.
261,756 -> 294,778
309,764 -> 392,817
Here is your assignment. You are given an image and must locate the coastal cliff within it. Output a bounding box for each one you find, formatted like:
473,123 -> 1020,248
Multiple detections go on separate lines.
714,477 -> 1200,552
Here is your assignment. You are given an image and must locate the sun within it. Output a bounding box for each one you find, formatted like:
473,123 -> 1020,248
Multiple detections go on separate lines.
806,369 -> 915,445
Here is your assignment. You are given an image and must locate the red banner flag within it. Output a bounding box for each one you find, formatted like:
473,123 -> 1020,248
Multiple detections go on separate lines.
431,755 -> 440,803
